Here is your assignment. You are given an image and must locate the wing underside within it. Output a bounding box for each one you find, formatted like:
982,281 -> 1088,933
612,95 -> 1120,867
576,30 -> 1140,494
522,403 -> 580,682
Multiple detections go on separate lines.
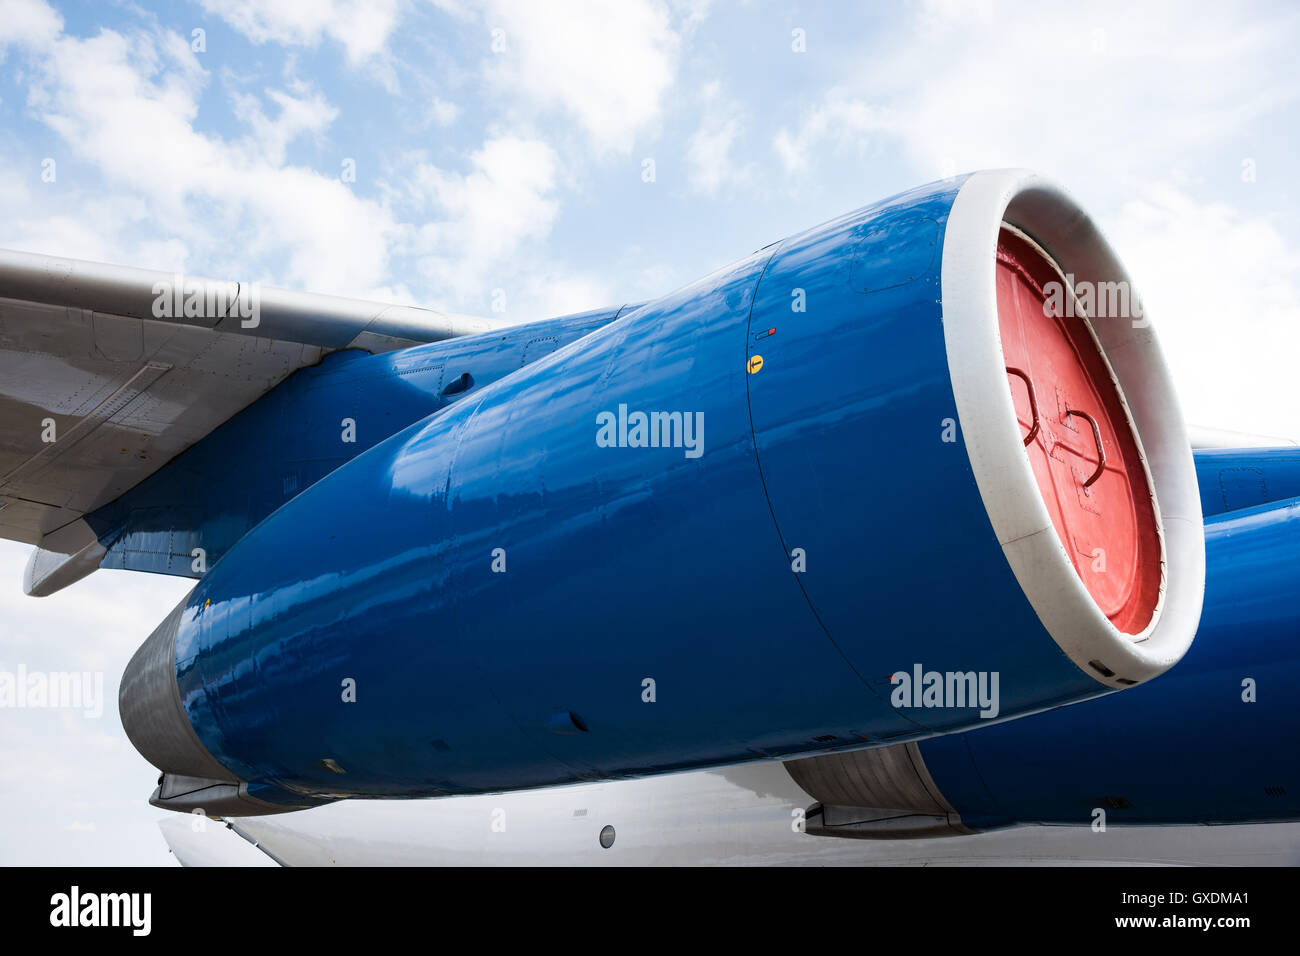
0,248 -> 506,594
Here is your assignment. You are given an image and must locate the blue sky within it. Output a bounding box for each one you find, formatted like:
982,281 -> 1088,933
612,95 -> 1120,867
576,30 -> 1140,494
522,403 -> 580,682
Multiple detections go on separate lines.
1,0 -> 1299,863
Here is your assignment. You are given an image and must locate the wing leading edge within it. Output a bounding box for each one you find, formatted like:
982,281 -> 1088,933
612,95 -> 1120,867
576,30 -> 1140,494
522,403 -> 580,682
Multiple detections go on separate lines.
0,248 -> 511,594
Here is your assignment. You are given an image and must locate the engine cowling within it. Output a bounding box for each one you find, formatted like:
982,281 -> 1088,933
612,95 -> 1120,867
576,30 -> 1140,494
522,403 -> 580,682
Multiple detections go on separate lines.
121,169 -> 1204,813
789,495 -> 1300,837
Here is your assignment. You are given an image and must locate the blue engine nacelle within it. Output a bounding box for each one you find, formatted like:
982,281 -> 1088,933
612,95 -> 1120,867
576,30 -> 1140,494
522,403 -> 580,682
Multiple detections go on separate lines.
789,495 -> 1300,838
119,170 -> 1205,814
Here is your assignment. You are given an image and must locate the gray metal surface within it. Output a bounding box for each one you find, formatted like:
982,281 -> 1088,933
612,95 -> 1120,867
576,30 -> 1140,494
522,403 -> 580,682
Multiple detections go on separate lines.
784,742 -> 973,838
0,249 -> 506,348
118,598 -> 236,783
150,776 -> 310,818
120,596 -> 317,817
0,248 -> 508,590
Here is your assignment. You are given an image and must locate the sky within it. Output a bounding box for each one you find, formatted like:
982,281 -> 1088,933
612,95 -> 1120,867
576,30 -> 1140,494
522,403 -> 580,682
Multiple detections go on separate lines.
0,0 -> 1298,865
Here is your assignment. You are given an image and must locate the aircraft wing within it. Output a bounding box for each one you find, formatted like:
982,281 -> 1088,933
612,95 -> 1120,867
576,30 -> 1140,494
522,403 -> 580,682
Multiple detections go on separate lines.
1187,424 -> 1299,448
0,248 -> 508,594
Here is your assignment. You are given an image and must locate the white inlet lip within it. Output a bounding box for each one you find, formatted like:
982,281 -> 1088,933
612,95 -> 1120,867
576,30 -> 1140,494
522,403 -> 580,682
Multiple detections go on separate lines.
940,169 -> 1205,687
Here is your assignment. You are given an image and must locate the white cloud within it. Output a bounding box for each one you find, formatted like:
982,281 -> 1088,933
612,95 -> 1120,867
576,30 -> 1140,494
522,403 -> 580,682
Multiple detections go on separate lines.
405,135 -> 560,301
774,89 -> 888,174
2,14 -> 400,295
515,269 -> 616,320
395,133 -> 613,319
687,117 -> 741,193
0,540 -> 192,865
855,0 -> 1299,186
229,86 -> 339,166
197,0 -> 403,64
1109,186 -> 1300,439
685,81 -> 751,194
0,0 -> 62,48
431,96 -> 460,126
669,0 -> 713,34
482,0 -> 682,152
1,2 -> 621,314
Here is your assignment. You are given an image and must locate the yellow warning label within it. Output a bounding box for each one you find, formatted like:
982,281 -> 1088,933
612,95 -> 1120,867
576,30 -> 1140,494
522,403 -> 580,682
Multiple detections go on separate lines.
747,354 -> 764,374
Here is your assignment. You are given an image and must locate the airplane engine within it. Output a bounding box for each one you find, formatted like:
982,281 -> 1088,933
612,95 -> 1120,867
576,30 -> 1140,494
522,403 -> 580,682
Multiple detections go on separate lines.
789,495 -> 1300,839
119,169 -> 1205,814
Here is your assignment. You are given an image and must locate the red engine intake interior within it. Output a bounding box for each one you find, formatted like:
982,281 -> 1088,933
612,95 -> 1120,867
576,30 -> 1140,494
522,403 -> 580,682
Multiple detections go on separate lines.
995,226 -> 1162,635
